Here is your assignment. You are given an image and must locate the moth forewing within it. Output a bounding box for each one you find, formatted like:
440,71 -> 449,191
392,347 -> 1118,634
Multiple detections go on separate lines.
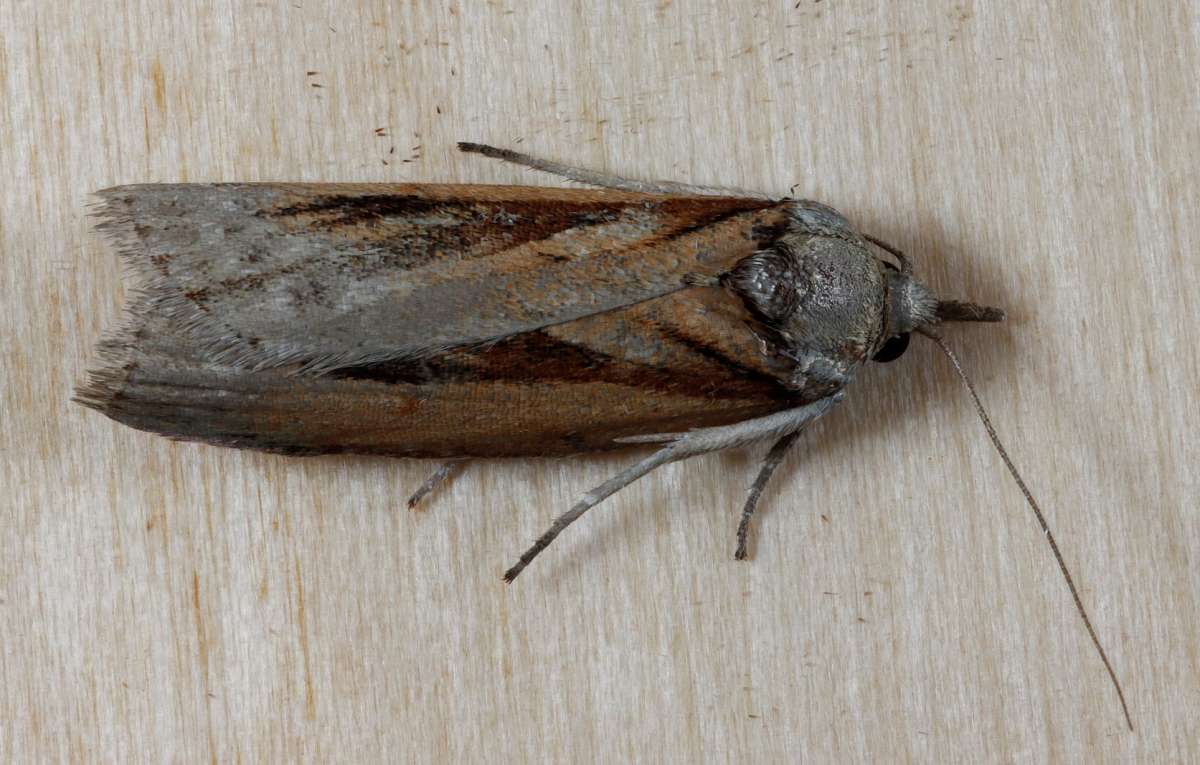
88,183 -> 791,374
79,189 -> 802,456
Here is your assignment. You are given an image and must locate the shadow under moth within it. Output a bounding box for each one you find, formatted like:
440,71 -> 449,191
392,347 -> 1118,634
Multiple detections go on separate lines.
77,142 -> 1132,729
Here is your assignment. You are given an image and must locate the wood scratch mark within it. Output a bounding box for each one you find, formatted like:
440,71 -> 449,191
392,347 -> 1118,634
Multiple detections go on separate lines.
295,559 -> 316,719
191,572 -> 218,762
150,59 -> 166,113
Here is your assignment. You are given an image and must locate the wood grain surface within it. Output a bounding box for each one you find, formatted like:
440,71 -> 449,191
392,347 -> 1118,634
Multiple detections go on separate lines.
3,1 -> 1197,762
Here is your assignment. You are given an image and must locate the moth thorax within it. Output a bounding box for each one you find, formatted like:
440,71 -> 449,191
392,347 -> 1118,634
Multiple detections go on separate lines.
726,244 -> 803,325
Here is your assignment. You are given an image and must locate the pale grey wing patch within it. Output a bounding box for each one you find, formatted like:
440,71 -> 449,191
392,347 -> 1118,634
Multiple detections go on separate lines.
91,184 -> 717,375
93,184 -> 372,373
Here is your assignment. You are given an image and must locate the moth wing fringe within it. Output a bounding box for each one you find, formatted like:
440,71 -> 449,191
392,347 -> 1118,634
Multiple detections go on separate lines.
75,188 -> 176,415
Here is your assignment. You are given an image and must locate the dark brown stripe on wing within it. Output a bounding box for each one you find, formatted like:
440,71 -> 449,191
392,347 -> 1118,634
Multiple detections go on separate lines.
655,324 -> 782,390
329,328 -> 793,403
263,193 -> 778,254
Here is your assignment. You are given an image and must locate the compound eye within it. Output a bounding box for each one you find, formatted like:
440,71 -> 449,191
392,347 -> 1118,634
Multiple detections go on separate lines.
872,333 -> 910,363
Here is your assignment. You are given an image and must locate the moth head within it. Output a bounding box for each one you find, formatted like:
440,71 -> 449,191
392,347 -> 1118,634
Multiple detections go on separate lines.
874,265 -> 1005,363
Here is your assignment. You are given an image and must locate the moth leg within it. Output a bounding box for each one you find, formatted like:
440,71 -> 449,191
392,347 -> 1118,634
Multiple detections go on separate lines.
407,459 -> 468,510
863,234 -> 913,275
457,142 -> 772,199
503,395 -> 842,582
734,429 -> 803,561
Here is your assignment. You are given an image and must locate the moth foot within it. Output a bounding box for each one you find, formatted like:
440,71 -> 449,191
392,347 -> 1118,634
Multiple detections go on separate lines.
406,459 -> 468,511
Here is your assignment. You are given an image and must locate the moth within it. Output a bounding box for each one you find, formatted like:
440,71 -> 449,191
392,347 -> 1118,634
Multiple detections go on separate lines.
77,142 -> 1131,728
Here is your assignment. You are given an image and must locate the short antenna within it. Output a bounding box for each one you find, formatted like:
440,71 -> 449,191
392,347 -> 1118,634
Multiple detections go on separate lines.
918,329 -> 1133,731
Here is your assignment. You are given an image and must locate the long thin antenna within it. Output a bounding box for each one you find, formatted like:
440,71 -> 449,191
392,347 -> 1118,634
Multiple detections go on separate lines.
919,329 -> 1133,732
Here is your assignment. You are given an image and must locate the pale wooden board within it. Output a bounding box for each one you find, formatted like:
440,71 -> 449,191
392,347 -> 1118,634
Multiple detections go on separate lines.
3,1 -> 1197,761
